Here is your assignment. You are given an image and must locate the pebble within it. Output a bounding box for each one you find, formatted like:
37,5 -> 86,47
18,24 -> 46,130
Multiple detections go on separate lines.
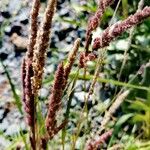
0,15 -> 4,24
1,11 -> 11,19
74,91 -> 93,110
8,121 -> 25,136
59,8 -> 70,17
70,98 -> 77,107
0,109 -> 26,136
0,52 -> 8,60
55,26 -> 75,41
5,24 -> 22,36
8,0 -> 22,14
0,119 -> 9,131
39,88 -> 49,99
0,136 -> 11,150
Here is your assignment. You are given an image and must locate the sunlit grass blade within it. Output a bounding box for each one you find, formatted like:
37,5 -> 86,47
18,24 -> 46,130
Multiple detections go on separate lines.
36,100 -> 46,135
44,73 -> 150,91
69,72 -> 150,91
20,129 -> 29,150
122,0 -> 128,18
108,113 -> 134,147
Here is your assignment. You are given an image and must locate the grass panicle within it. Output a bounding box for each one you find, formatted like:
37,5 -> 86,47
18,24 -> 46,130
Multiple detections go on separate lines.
86,130 -> 113,150
85,0 -> 114,52
79,51 -> 97,68
99,90 -> 130,133
26,0 -> 40,59
93,6 -> 150,50
22,1 -> 41,149
45,62 -> 65,138
32,0 -> 57,94
64,38 -> 80,86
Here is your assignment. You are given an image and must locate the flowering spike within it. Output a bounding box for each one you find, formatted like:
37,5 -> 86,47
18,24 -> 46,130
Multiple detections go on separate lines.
27,0 -> 40,59
86,130 -> 113,150
32,0 -> 57,94
93,6 -> 150,50
85,0 -> 114,52
24,60 -> 35,127
22,1 -> 41,149
64,38 -> 80,86
45,62 -> 65,138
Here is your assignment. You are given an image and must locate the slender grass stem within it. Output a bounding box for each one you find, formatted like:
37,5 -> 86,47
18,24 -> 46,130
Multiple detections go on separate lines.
61,69 -> 79,150
0,59 -> 22,114
69,73 -> 150,91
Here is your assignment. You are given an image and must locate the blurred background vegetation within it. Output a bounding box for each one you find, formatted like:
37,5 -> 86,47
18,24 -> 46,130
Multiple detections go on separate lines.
0,0 -> 150,149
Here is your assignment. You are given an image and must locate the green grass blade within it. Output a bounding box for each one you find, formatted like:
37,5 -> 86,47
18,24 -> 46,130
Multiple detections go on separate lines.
20,129 -> 29,150
0,59 -> 22,114
69,73 -> 149,91
61,69 -> 79,150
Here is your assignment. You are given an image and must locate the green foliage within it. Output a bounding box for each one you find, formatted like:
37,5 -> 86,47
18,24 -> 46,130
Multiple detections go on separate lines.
1,0 -> 150,149
130,98 -> 150,138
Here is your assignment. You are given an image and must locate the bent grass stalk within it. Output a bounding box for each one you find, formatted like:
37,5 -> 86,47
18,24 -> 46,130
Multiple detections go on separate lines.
71,50 -> 106,149
62,69 -> 80,150
85,0 -> 121,110
99,90 -> 130,134
83,1 -> 150,147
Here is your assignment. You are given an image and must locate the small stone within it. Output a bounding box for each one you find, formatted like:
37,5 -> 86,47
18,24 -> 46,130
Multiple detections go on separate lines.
40,88 -> 49,99
1,11 -> 11,18
74,91 -> 93,109
0,52 -> 8,60
20,18 -> 28,25
55,26 -> 74,41
0,109 -> 5,121
0,136 -> 11,150
5,25 -> 22,36
0,15 -> 4,24
59,9 -> 70,17
5,124 -> 20,136
0,119 -> 9,131
66,36 -> 74,44
71,98 -> 77,107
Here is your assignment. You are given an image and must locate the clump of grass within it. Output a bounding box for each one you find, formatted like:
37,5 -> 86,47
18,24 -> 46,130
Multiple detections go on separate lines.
3,0 -> 149,149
